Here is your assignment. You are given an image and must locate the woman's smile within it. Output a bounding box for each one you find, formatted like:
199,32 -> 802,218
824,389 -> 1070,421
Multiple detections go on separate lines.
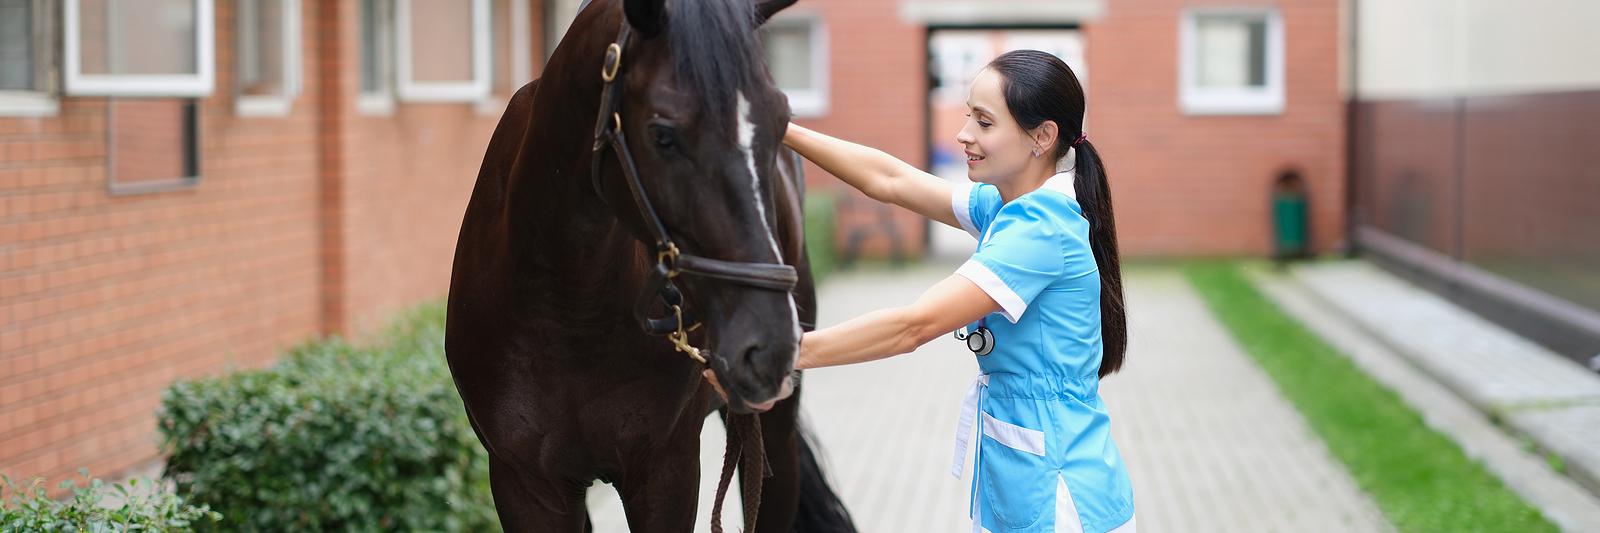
966,150 -> 986,167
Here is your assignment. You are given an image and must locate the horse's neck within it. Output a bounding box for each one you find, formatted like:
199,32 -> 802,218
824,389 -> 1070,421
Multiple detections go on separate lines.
498,39 -> 650,320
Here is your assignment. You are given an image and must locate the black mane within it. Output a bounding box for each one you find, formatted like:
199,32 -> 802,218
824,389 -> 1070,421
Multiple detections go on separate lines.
664,0 -> 765,114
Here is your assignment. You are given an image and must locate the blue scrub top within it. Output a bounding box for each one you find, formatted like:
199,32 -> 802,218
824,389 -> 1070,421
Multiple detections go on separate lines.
949,172 -> 1136,533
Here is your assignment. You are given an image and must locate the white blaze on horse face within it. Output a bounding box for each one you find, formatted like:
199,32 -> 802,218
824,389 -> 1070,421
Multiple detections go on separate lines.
737,92 -> 803,344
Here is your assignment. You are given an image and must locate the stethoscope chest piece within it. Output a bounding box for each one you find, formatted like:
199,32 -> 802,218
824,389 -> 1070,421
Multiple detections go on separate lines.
955,318 -> 996,356
966,327 -> 994,355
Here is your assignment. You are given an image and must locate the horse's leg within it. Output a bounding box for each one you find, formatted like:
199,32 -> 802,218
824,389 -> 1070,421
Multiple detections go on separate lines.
488,454 -> 590,533
613,414 -> 704,532
614,451 -> 701,531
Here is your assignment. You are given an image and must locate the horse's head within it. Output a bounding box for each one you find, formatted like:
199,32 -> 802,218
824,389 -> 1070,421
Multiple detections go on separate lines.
590,0 -> 801,412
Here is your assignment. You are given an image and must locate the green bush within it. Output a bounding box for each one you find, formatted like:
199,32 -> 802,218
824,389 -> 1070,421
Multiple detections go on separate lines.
805,191 -> 838,285
2,469 -> 221,531
158,302 -> 498,532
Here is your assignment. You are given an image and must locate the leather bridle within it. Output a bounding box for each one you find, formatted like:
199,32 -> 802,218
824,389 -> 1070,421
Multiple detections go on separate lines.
589,21 -> 799,363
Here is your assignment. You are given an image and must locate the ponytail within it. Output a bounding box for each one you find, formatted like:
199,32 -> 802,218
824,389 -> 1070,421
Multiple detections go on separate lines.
1070,141 -> 1126,378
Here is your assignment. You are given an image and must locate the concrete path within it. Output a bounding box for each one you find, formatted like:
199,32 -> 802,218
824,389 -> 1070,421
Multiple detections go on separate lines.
586,263 -> 1391,532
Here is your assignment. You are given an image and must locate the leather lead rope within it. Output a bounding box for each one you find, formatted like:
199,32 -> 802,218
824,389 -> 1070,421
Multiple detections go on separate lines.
711,413 -> 769,533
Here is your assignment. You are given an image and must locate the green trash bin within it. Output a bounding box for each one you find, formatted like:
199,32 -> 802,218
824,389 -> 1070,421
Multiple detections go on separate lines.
1272,171 -> 1309,260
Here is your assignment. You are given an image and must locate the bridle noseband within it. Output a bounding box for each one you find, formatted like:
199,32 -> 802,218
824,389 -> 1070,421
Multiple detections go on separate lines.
590,21 -> 799,363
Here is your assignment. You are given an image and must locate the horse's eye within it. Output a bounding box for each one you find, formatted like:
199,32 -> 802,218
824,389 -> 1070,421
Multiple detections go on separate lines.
649,124 -> 679,151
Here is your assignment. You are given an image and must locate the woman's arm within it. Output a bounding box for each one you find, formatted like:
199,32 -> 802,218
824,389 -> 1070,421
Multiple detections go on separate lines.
784,123 -> 966,230
796,274 -> 1000,369
700,274 -> 998,399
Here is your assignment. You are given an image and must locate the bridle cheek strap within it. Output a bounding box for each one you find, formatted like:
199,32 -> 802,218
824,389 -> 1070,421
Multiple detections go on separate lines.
589,19 -> 798,333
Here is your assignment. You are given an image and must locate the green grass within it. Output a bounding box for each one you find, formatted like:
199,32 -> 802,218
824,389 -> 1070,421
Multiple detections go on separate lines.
1184,262 -> 1555,533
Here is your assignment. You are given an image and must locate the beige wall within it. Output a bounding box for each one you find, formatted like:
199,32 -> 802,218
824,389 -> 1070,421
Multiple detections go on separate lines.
1356,0 -> 1600,99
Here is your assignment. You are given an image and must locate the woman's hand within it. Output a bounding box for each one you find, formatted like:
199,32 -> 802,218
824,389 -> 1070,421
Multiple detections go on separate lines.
702,369 -> 728,401
782,121 -> 799,148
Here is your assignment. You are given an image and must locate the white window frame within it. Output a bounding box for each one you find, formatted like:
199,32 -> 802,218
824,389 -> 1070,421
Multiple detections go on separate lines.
476,0 -> 531,115
1179,7 -> 1284,115
763,14 -> 829,118
543,0 -> 583,61
235,0 -> 301,116
62,0 -> 216,97
395,0 -> 490,102
0,0 -> 59,116
356,0 -> 395,115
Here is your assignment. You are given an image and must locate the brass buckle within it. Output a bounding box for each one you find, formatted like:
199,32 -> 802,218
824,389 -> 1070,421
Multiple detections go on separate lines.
667,304 -> 707,363
657,242 -> 681,278
601,43 -> 622,82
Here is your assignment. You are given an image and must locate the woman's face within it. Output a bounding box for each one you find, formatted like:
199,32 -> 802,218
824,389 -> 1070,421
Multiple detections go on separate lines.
957,69 -> 1035,184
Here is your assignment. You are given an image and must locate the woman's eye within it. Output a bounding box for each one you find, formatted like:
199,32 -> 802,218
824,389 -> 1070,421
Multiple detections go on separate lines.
978,121 -> 992,128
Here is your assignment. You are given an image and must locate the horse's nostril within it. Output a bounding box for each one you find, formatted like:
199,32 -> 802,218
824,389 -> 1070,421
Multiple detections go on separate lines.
740,344 -> 762,365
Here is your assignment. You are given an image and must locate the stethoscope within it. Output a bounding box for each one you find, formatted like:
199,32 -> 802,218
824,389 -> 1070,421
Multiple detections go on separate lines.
953,318 -> 995,356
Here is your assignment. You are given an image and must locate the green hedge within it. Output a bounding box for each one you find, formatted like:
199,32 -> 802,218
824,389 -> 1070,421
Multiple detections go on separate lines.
805,191 -> 838,285
2,470 -> 220,531
158,303 -> 498,532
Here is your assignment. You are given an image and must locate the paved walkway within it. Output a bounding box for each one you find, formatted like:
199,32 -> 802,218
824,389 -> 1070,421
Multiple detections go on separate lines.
587,263 -> 1391,532
1277,260 -> 1600,531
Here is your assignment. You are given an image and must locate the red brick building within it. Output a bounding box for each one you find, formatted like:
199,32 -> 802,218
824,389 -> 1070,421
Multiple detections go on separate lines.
773,0 -> 1346,259
1,0 -> 1348,484
2,0 -> 544,485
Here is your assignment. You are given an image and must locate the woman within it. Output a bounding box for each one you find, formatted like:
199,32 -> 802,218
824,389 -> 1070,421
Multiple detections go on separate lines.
714,50 -> 1134,532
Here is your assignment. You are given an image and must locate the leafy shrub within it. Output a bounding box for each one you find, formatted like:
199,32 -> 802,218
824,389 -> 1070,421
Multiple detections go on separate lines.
158,303 -> 497,532
1,469 -> 221,531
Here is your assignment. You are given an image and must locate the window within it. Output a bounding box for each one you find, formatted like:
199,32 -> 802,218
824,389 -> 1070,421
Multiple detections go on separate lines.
760,15 -> 828,117
395,0 -> 489,101
478,0 -> 531,114
236,0 -> 301,116
64,0 -> 215,97
0,0 -> 57,116
1179,8 -> 1283,115
543,0 -> 583,61
358,0 -> 394,114
106,98 -> 201,194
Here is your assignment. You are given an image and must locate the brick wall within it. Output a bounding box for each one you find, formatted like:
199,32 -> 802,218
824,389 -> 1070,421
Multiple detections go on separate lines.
0,0 -> 527,486
324,0 -> 522,336
785,0 -> 931,259
1086,0 -> 1346,256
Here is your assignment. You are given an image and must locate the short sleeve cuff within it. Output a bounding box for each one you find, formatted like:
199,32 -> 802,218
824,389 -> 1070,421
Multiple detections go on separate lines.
951,181 -> 980,239
956,259 -> 1026,323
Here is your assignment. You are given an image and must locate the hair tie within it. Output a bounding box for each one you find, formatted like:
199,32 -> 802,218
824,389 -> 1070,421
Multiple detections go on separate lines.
1072,132 -> 1088,147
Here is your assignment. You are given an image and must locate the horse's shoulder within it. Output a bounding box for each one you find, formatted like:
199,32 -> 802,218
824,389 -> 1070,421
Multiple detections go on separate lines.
515,78 -> 540,102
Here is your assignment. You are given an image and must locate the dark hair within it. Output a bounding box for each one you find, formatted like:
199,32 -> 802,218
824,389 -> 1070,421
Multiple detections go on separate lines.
987,49 -> 1126,378
664,0 -> 763,115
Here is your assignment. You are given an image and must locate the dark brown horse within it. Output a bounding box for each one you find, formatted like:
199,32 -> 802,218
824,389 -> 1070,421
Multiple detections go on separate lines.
445,0 -> 855,530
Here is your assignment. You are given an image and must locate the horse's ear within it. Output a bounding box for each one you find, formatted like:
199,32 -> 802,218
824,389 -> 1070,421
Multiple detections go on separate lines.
755,0 -> 798,25
624,0 -> 666,38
